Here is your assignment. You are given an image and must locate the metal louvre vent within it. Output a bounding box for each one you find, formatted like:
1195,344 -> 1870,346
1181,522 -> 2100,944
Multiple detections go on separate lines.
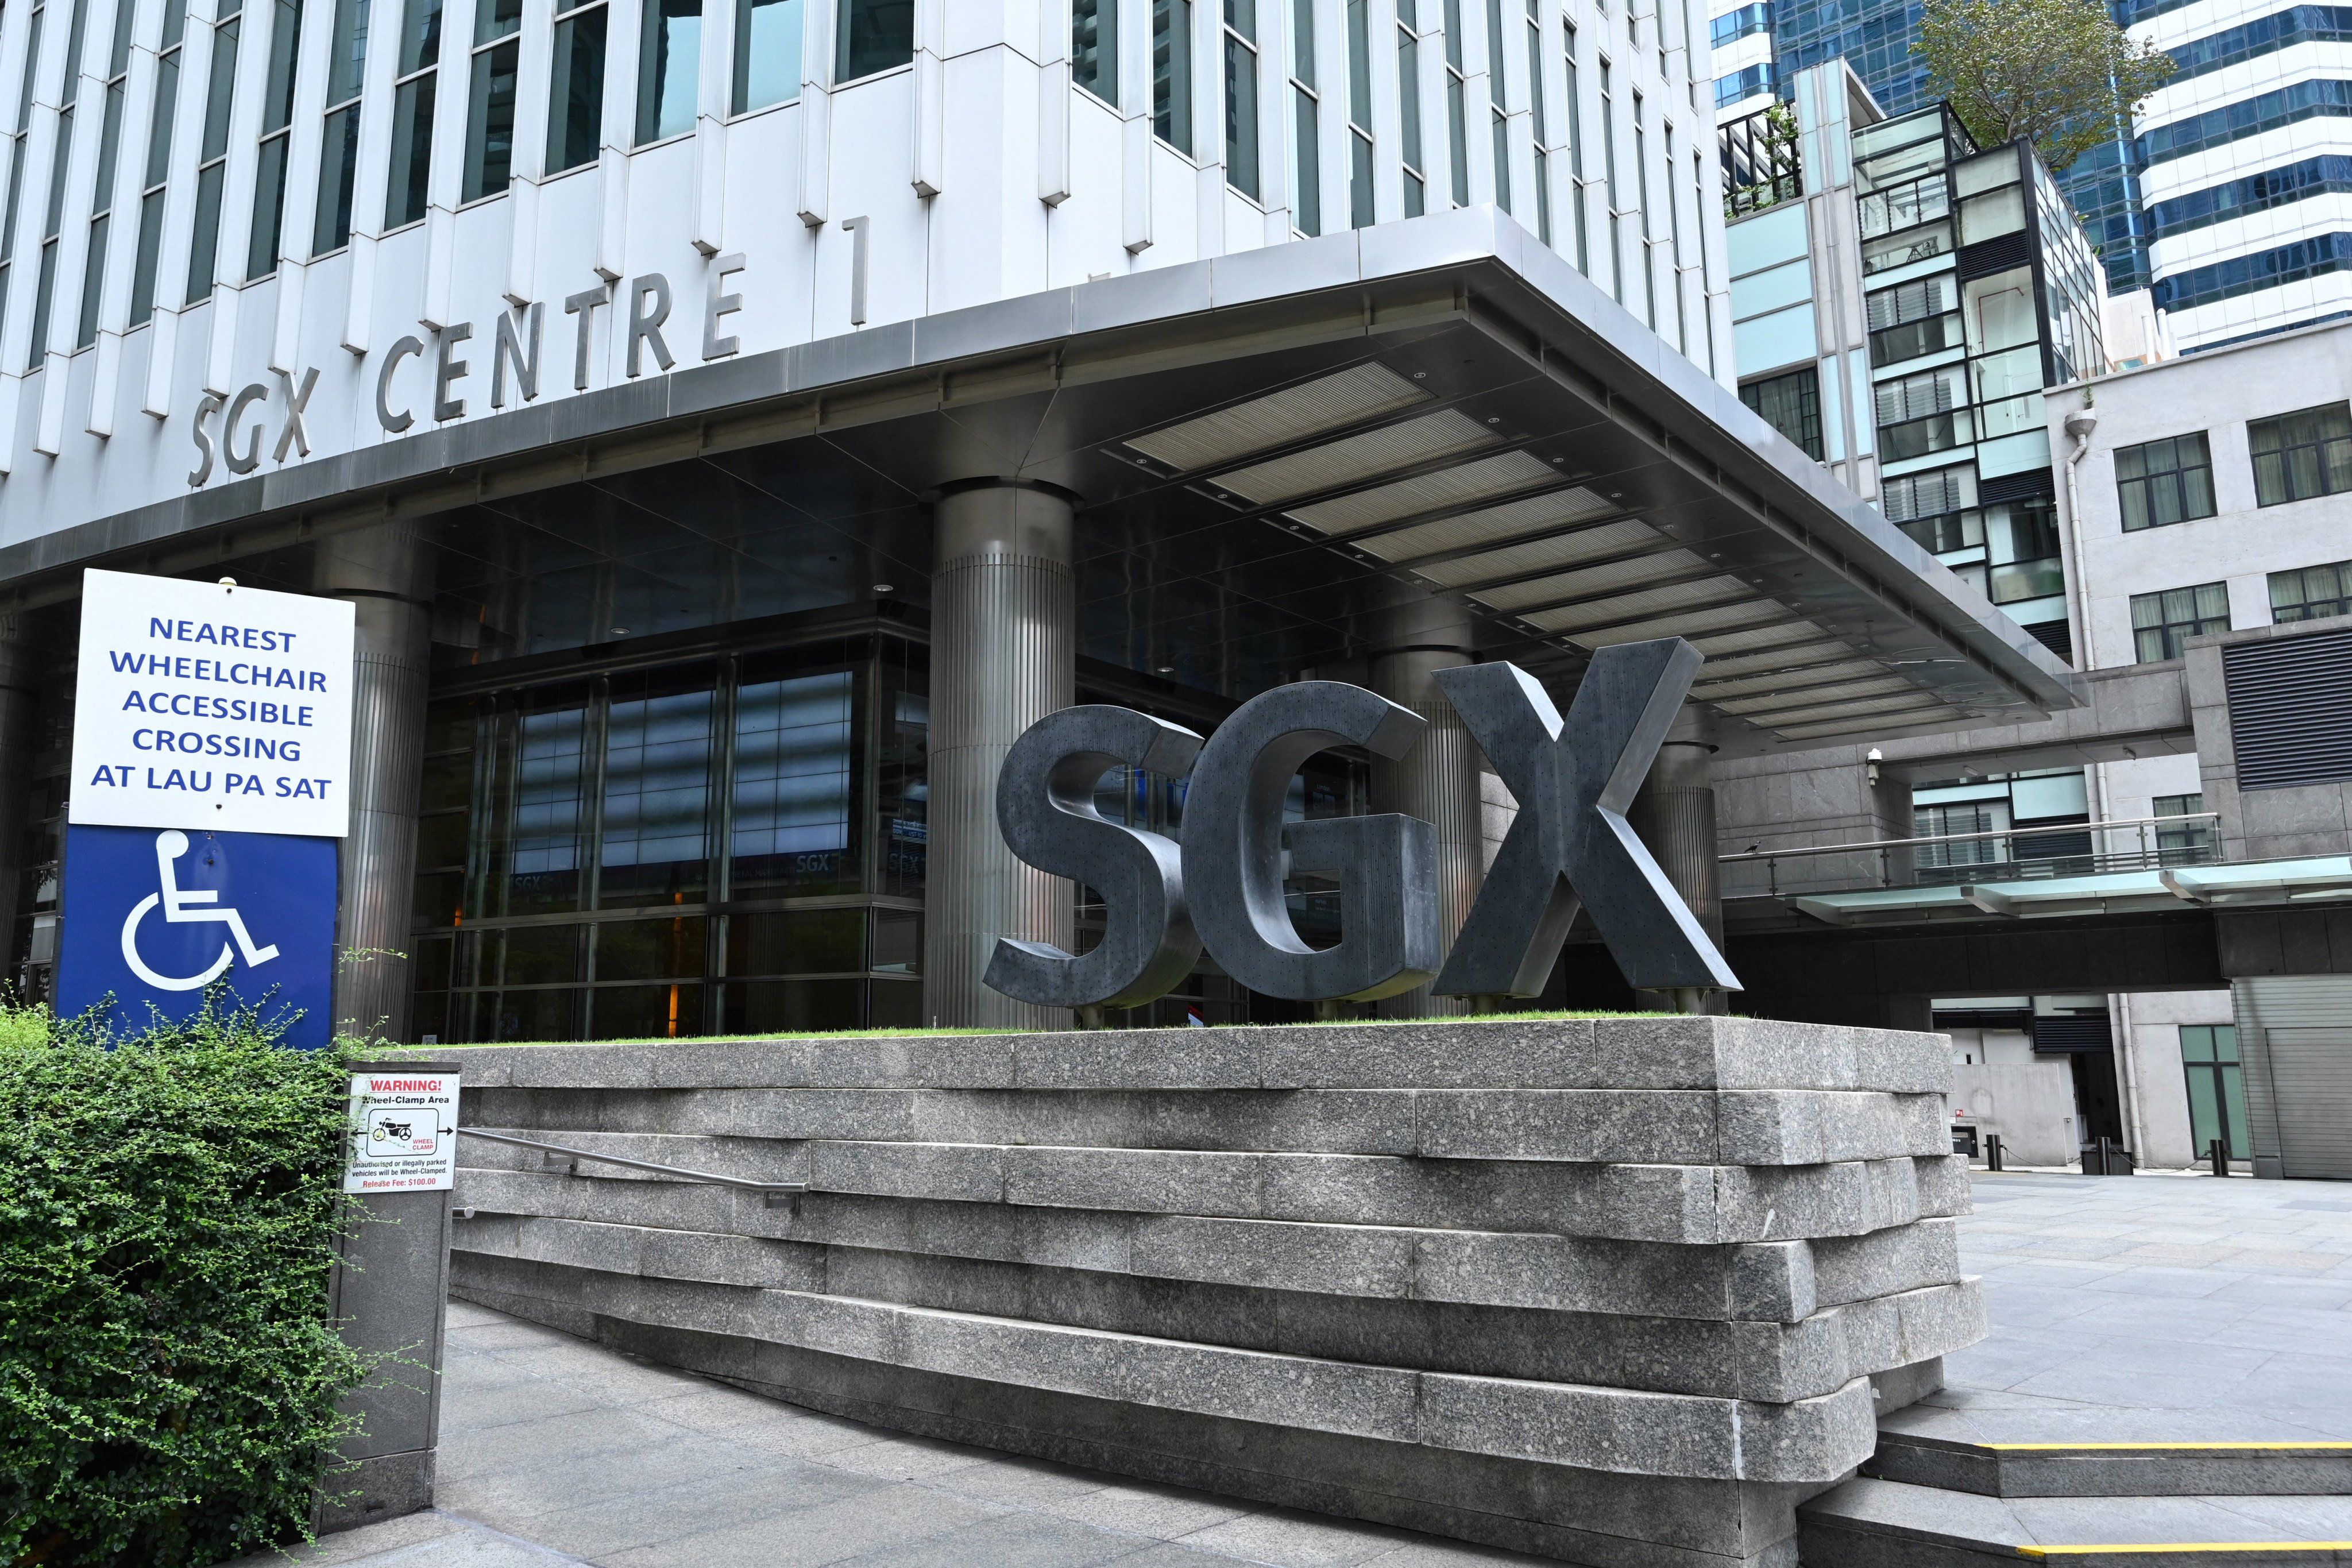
1547,596 -> 1781,643
1714,675 -> 1916,717
2029,1013 -> 2114,1053
1123,362 -> 1429,472
1285,449 -> 1557,534
1414,521 -> 1663,586
1533,573 -> 1759,635
1690,621 -> 1833,658
1684,637 -> 1856,679
1469,550 -> 1712,611
1216,410 -> 1496,505
1773,698 -> 1955,740
1356,488 -> 1623,563
2224,628 -> 2352,790
1692,659 -> 1887,700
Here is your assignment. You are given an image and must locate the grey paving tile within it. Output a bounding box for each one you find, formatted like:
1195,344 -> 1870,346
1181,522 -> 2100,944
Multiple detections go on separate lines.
817,1432 -> 1003,1483
508,1461 -> 891,1557
835,1508 -> 1154,1566
214,1509 -> 472,1566
596,1486 -> 1013,1567
1041,1481 -> 1258,1541
1171,1512 -> 1409,1568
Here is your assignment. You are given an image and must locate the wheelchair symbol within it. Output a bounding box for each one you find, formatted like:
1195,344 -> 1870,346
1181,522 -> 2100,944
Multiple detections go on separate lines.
120,829 -> 281,991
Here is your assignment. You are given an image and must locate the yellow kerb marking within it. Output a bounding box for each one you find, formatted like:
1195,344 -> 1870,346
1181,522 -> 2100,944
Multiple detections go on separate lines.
1984,1442 -> 2352,1451
2016,1547 -> 2352,1558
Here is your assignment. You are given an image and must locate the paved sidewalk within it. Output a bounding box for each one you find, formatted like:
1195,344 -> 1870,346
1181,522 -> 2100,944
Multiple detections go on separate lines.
1913,1169 -> 2352,1444
230,1300 -> 1537,1568
226,1171 -> 2352,1568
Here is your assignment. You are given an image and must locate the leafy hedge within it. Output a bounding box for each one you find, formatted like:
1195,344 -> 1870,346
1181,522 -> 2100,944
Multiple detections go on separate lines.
1,999 -> 373,1567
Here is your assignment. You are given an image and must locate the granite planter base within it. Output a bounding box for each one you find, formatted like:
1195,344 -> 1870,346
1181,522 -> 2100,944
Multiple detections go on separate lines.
448,1016 -> 1978,1567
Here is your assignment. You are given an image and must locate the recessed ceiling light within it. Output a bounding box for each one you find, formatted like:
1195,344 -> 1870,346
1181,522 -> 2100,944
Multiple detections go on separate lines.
873,584 -> 894,594
609,627 -> 629,636
1157,665 -> 1175,674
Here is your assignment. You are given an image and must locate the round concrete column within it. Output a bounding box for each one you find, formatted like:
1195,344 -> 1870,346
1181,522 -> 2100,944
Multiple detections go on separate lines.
1369,601 -> 1485,1018
316,524 -> 435,1041
1628,705 -> 1723,1014
923,482 -> 1076,1029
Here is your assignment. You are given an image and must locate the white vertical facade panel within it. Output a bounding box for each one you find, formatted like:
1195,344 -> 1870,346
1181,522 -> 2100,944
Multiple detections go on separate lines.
268,0 -> 339,374
507,0 -> 558,294
593,0 -> 635,280
1117,0 -> 1148,250
38,0 -> 119,454
204,0 -> 282,393
795,0 -> 832,224
0,0 -> 1727,532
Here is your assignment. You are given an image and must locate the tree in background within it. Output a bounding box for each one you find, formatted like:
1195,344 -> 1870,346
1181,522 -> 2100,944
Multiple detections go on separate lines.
1915,0 -> 2175,172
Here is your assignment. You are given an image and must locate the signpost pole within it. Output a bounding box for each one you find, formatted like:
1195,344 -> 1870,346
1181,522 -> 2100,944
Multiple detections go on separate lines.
325,1060 -> 462,1532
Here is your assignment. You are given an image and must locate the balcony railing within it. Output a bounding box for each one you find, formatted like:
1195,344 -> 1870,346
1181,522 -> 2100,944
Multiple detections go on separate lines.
1721,813 -> 2222,900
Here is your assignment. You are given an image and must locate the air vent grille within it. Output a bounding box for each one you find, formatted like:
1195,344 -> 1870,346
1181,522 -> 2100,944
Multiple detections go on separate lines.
2224,627 -> 2352,790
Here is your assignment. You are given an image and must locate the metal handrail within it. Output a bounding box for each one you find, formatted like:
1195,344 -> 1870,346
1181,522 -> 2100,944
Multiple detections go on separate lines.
459,1127 -> 808,1206
1719,812 -> 2219,863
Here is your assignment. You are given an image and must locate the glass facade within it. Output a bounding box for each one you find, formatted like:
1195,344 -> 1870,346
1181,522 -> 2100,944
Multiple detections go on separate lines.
411,633 -> 925,1040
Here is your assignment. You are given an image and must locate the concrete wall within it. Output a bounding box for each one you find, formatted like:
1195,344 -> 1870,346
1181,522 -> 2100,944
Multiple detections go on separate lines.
1948,1062 -> 2077,1167
2186,620 -> 2352,863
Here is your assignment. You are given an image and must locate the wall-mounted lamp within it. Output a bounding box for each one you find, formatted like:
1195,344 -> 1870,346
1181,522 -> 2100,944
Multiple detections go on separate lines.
1866,747 -> 1884,786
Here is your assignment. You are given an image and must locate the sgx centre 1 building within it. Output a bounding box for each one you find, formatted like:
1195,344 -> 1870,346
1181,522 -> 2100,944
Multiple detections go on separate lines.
0,0 -> 2080,1040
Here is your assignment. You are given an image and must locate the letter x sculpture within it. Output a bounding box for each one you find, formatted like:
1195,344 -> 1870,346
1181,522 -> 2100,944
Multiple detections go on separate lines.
1432,639 -> 1738,996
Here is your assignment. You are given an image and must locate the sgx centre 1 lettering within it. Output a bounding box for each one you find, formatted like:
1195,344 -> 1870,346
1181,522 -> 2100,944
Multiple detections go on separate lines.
70,570 -> 358,839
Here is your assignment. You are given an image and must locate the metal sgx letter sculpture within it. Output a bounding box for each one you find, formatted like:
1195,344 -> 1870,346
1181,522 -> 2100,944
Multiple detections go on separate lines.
1433,640 -> 1739,997
983,638 -> 1736,1013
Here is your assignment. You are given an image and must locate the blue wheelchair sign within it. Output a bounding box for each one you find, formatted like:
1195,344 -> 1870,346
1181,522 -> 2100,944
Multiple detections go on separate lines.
57,824 -> 338,1048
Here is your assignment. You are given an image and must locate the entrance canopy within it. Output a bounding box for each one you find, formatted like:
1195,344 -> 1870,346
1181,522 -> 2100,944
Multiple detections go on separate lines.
2,210 -> 2080,746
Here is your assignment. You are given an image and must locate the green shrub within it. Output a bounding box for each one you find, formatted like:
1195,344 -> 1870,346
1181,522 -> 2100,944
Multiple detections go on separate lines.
0,998 -> 374,1567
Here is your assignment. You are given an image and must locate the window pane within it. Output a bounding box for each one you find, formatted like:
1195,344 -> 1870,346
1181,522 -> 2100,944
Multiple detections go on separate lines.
1292,84 -> 1318,234
1349,127 -> 1372,225
325,0 -> 370,102
1153,0 -> 1192,150
727,909 -> 864,976
636,0 -> 701,143
2181,1024 -> 2215,1062
1225,33 -> 1257,196
398,0 -> 443,72
732,0 -> 800,113
729,667 -> 859,896
476,0 -> 521,40
313,101 -> 361,252
75,211 -> 106,347
200,18 -> 241,161
484,690 -> 592,915
595,916 -> 708,980
2221,1061 -> 2251,1158
260,0 -> 302,130
246,131 -> 289,277
386,71 -> 436,222
837,0 -> 913,81
184,159 -> 225,302
463,36 -> 519,200
600,673 -> 714,907
128,186 -> 164,323
547,4 -> 607,173
1396,28 -> 1419,165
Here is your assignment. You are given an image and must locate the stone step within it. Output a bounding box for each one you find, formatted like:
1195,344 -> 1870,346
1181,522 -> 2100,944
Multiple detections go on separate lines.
449,1208 -> 1983,1399
457,1130 -> 1971,1243
1799,1476 -> 2352,1565
451,1247 -> 1895,1484
443,1015 -> 1952,1095
454,1164 -> 1965,1321
465,1082 -> 1956,1167
1868,1432 -> 2352,1499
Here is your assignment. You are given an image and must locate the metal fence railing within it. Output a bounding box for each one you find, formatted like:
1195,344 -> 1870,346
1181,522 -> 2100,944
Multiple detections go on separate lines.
1720,813 -> 2222,900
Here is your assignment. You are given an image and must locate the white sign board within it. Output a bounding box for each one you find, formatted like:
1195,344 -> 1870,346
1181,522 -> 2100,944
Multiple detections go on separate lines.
344,1068 -> 462,1194
70,569 -> 357,837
